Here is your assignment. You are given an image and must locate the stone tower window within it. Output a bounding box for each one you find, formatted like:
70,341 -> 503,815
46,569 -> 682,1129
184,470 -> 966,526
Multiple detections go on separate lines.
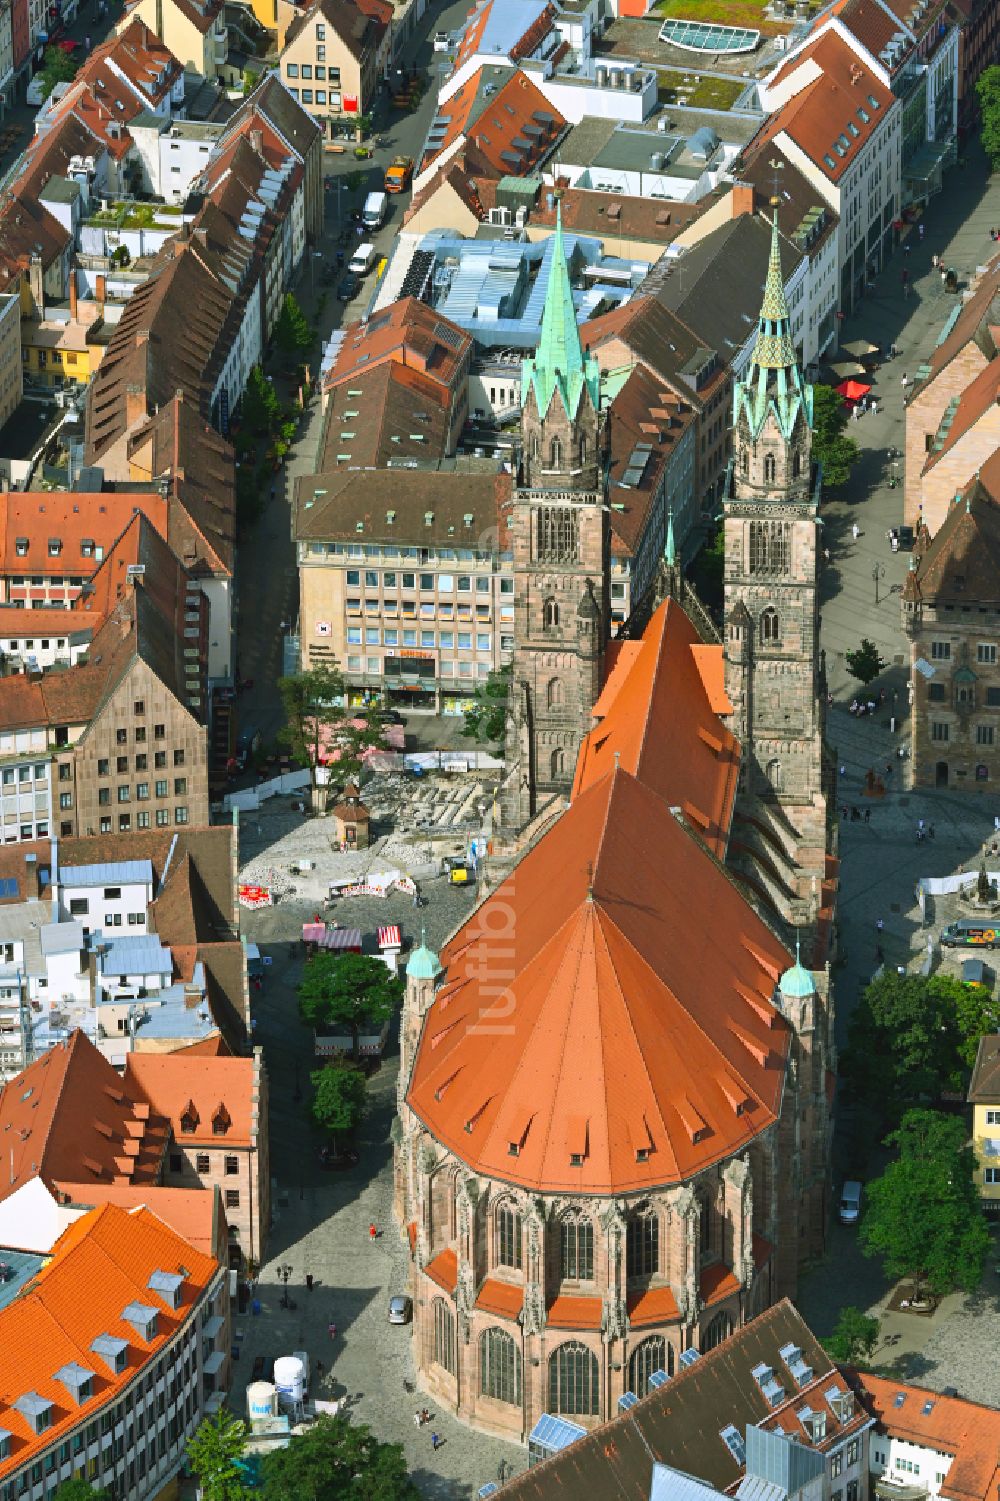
548,1341 -> 599,1416
793,451 -> 802,478
626,1207 -> 659,1278
546,678 -> 564,709
766,758 -> 783,792
550,748 -> 565,778
629,1336 -> 672,1395
432,1297 -> 455,1374
530,435 -> 540,461
760,607 -> 780,646
764,453 -> 776,484
578,435 -> 587,466
543,597 -> 560,629
560,1213 -> 594,1280
749,521 -> 789,576
537,506 -> 579,562
480,1328 -> 521,1404
550,437 -> 562,468
741,446 -> 749,476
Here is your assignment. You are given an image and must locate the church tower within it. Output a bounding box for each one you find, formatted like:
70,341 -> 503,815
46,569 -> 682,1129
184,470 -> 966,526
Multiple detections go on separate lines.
502,209 -> 609,830
723,210 -> 831,933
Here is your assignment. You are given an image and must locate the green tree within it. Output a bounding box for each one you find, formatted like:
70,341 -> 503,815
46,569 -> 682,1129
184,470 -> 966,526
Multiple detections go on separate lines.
462,664 -> 510,743
275,291 -> 313,363
861,1109 -> 990,1301
299,951 -> 403,1058
976,65 -> 1000,171
845,637 -> 883,684
311,1059 -> 367,1152
187,1411 -> 250,1501
842,971 -> 983,1126
690,517 -> 725,606
277,664 -> 382,810
53,1483 -> 113,1501
823,1305 -> 880,1365
241,364 -> 280,436
812,383 -> 861,488
37,44 -> 79,100
260,1413 -> 420,1501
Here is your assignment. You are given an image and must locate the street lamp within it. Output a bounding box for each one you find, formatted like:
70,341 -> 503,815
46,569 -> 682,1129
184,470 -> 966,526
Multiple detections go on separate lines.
872,562 -> 885,605
278,1263 -> 293,1309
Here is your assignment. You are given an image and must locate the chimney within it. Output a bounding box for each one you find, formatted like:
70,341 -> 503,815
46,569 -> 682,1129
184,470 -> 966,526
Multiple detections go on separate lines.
193,226 -> 208,246
249,127 -> 263,154
731,182 -> 754,217
28,251 -> 44,314
95,272 -> 106,311
24,852 -> 39,901
69,270 -> 78,321
125,381 -> 147,428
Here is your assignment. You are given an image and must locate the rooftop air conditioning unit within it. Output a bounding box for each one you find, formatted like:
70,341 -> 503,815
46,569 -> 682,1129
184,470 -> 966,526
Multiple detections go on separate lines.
488,206 -> 512,226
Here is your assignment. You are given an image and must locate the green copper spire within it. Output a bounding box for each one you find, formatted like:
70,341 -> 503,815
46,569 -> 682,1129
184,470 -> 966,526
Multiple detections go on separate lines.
664,505 -> 676,567
733,207 -> 812,444
524,204 -> 600,422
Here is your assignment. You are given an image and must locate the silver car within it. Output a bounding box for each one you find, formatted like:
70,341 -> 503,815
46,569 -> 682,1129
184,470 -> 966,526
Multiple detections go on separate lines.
388,1295 -> 413,1325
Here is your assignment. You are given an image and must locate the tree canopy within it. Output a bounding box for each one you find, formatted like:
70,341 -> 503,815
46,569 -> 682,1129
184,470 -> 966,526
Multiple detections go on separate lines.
187,1411 -> 251,1501
277,664 -> 383,808
259,1414 -> 420,1501
38,45 -> 79,99
822,1305 -> 880,1365
299,951 -> 403,1056
977,66 -> 1000,172
462,664 -> 510,743
843,970 -> 997,1128
52,1483 -> 113,1501
275,292 -> 313,362
845,638 -> 883,685
241,364 -> 281,436
311,1059 -> 367,1149
812,383 -> 861,489
861,1109 -> 989,1300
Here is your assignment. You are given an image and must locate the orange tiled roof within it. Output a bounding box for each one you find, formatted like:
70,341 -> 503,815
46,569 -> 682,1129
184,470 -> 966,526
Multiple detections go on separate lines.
0,1033 -> 167,1203
626,1286 -> 679,1327
474,1279 -> 524,1319
573,599 -> 739,858
700,1262 -> 741,1306
124,1054 -> 257,1147
0,491 -> 169,579
425,1248 -> 458,1293
858,1374 -> 1000,1501
407,766 -> 792,1196
0,1202 -> 217,1484
922,359 -> 1000,471
421,68 -> 564,180
546,1294 -> 603,1329
51,1182 -> 221,1258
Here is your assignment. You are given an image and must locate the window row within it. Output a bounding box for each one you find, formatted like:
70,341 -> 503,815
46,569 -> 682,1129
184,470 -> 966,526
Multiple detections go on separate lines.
346,629 -> 491,650
98,750 -> 184,773
345,571 -> 506,593
94,810 -> 187,832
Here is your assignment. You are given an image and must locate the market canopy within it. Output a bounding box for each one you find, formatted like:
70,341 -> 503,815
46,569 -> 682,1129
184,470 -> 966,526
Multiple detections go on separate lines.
826,358 -> 866,381
835,378 -> 872,401
841,338 -> 879,359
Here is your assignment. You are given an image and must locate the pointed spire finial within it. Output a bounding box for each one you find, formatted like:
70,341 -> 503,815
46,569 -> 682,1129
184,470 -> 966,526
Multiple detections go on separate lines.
523,199 -> 600,422
665,505 -> 676,568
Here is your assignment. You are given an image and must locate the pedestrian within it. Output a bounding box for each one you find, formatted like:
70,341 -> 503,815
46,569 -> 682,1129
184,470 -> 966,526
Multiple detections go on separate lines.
329,1322 -> 337,1339
901,372 -> 909,390
306,1274 -> 314,1292
919,222 -> 925,241
885,761 -> 893,778
431,1433 -> 441,1451
864,806 -> 871,823
316,1359 -> 324,1379
839,764 -> 846,779
867,699 -> 876,715
928,823 -> 935,839
369,1223 -> 378,1242
414,1413 -> 422,1428
871,397 -> 878,415
876,918 -> 885,934
852,521 -> 860,540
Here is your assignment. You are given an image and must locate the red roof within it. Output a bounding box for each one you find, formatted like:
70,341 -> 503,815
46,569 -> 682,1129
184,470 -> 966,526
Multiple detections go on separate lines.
626,1285 -> 679,1326
425,1247 -> 458,1292
547,1294 -> 603,1329
474,1279 -> 525,1318
858,1374 -> 1000,1501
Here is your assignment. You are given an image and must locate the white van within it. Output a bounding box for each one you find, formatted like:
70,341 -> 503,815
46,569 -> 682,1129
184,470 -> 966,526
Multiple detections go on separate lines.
362,191 -> 387,230
26,75 -> 49,107
348,242 -> 376,276
838,1180 -> 862,1225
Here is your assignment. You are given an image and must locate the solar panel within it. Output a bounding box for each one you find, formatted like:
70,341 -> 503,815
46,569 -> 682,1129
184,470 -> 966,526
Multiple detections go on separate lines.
679,1348 -> 701,1369
647,1370 -> 671,1390
618,1392 -> 639,1412
529,1413 -> 587,1453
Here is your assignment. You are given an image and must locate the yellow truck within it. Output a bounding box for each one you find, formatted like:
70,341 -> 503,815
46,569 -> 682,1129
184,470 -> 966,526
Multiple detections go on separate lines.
384,156 -> 414,193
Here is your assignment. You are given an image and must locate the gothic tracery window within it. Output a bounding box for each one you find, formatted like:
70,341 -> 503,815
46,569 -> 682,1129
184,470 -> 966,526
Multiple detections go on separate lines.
764,453 -> 776,484
536,506 -> 579,562
760,607 -> 780,646
543,597 -> 560,629
748,521 -> 789,576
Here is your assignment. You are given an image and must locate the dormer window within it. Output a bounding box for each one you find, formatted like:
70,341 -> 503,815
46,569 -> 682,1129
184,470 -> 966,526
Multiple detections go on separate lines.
55,1363 -> 95,1404
122,1301 -> 159,1341
212,1103 -> 231,1136
91,1334 -> 128,1375
15,537 -> 27,556
148,1269 -> 185,1310
0,1430 -> 10,1461
180,1100 -> 199,1133
798,1405 -> 826,1442
14,1393 -> 53,1434
81,538 -> 95,557
48,538 -> 62,556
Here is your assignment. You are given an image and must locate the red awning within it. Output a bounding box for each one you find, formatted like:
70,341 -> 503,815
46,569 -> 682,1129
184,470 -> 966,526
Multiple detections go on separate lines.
316,926 -> 363,951
378,925 -> 402,949
835,378 -> 871,401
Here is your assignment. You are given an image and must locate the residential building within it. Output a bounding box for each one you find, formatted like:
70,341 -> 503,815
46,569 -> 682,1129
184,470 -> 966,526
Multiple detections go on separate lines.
0,535 -> 209,844
909,362 -> 1000,531
295,470 -> 514,714
0,1201 -> 228,1501
861,1373 -> 1000,1501
128,1049 -> 270,1268
902,466 -> 1000,792
118,0 -> 227,79
471,1300 -> 871,1491
968,1033 -> 1000,1207
412,66 -> 565,198
954,0 -> 1000,133
318,297 -> 472,465
0,490 -> 168,609
278,0 -> 390,136
550,109 -> 759,202
0,1 -> 12,114
751,27 -> 899,313
903,253 -> 1000,530
0,291 -> 21,428
584,295 -> 732,512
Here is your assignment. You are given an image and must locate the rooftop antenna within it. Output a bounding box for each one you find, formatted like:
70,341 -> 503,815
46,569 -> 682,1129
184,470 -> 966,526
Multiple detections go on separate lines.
767,156 -> 784,209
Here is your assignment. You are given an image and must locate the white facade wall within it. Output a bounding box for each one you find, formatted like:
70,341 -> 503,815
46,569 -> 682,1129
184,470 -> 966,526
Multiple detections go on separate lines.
0,747 -> 53,843
59,875 -> 153,936
869,1435 -> 952,1497
212,279 -> 263,422
528,68 -> 656,124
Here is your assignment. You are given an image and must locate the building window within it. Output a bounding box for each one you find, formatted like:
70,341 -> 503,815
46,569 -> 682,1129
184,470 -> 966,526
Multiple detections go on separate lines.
928,683 -> 946,702
155,780 -> 168,797
546,678 -> 563,709
931,722 -> 950,743
560,1215 -> 594,1281
748,520 -> 788,575
978,643 -> 997,665
59,792 -> 73,809
175,807 -> 188,825
550,748 -> 565,778
703,1310 -> 733,1349
97,758 -> 109,776
831,1454 -> 843,1479
137,782 -> 149,800
154,724 -> 165,739
480,1327 -> 520,1404
225,1190 -> 240,1209
543,597 -> 559,629
174,749 -> 185,767
760,607 -> 780,645
536,506 -> 579,562
495,1203 -> 522,1269
986,1167 -> 1000,1184
763,453 -> 776,483
225,1155 -> 239,1175
169,1153 -> 182,1172
155,752 -> 167,768
133,700 -> 144,716
626,1208 -> 659,1279
629,1336 -> 672,1395
433,1298 -> 456,1375
931,641 -> 951,661
548,1341 -> 599,1416
117,756 -> 128,774
58,762 -> 71,782
847,1440 -> 860,1466
286,62 -> 298,76
549,437 -> 562,468
977,725 -> 994,746
195,1153 -> 210,1172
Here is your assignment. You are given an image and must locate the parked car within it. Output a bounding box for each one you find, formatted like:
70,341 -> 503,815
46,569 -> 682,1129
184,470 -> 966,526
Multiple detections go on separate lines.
348,242 -> 376,276
337,271 -> 360,302
838,1180 -> 863,1225
388,1296 -> 413,1325
377,708 -> 405,725
433,29 -> 451,49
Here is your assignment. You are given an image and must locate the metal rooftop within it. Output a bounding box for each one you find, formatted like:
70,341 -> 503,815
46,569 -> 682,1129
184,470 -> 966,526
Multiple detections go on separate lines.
0,1250 -> 44,1313
61,860 -> 154,889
